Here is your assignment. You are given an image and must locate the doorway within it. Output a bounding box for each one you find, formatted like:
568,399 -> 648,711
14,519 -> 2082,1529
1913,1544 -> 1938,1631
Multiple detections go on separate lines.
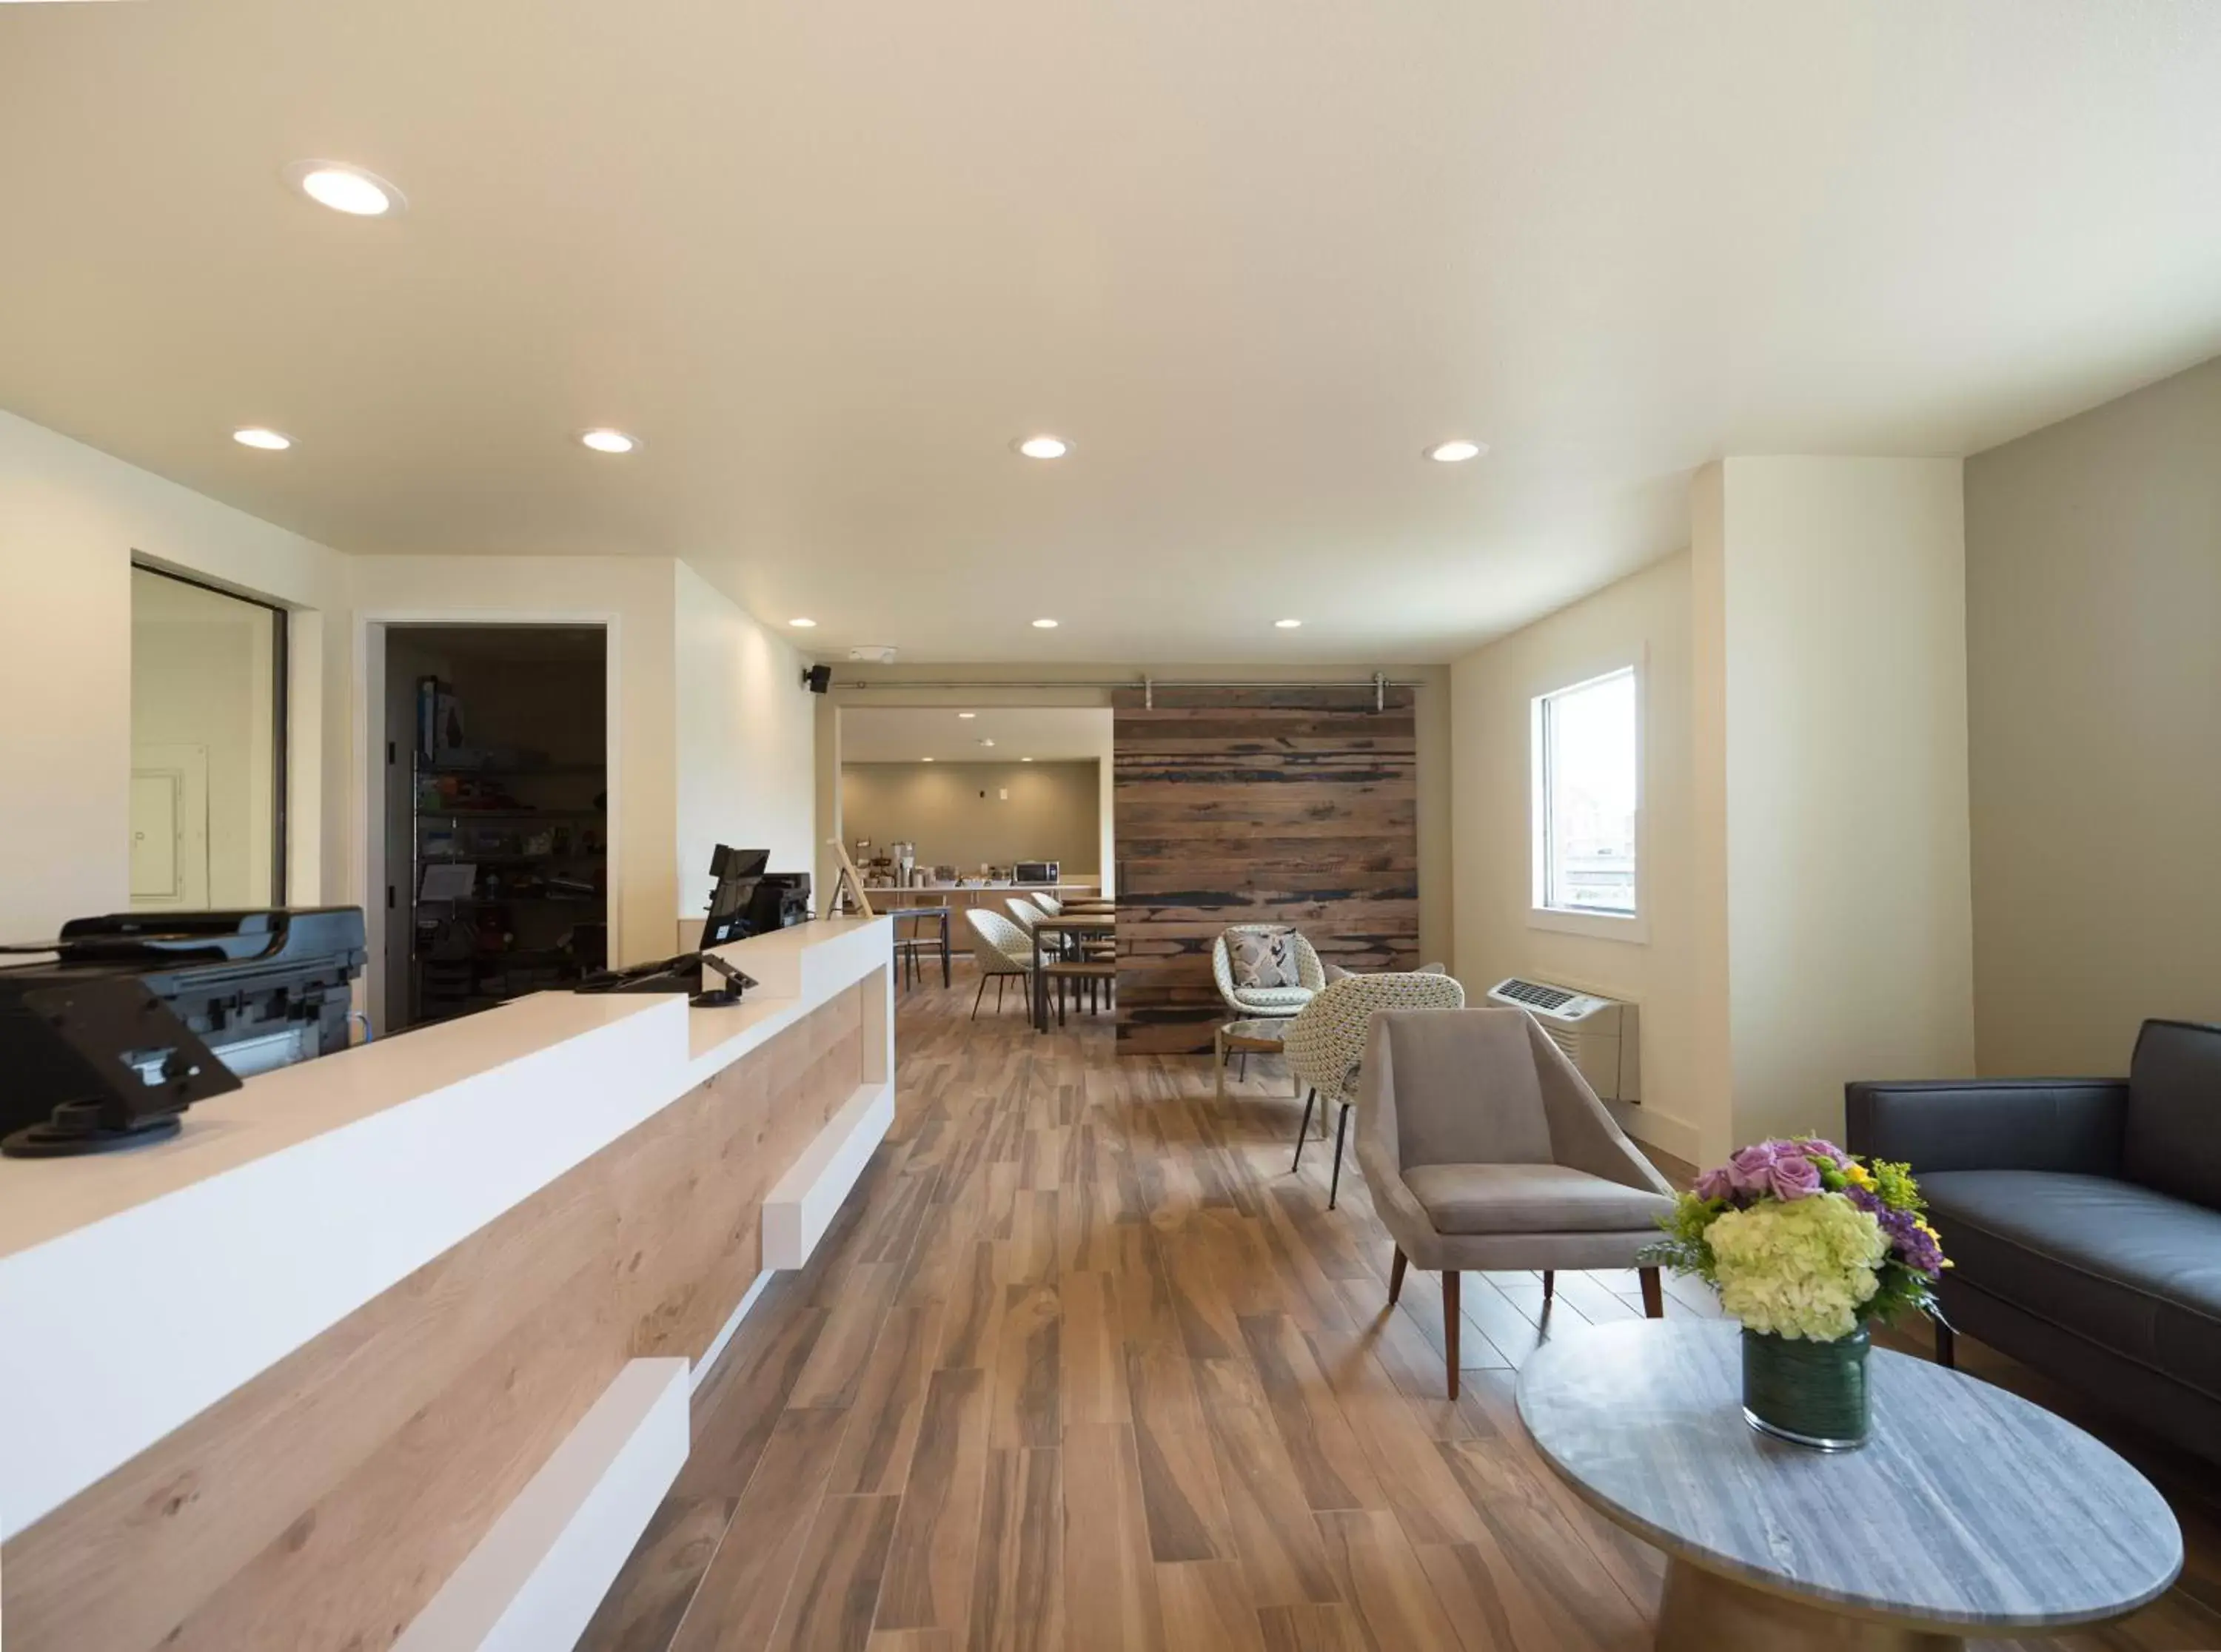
376,625 -> 610,1033
129,565 -> 286,909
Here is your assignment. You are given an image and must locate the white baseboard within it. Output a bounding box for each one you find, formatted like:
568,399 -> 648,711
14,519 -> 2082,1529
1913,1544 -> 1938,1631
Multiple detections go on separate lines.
1607,1097 -> 1702,1169
693,1268 -> 774,1393
394,1357 -> 688,1652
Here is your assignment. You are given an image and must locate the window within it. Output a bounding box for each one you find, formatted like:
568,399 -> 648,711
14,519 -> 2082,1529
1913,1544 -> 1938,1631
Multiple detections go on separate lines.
130,566 -> 287,909
1532,666 -> 1638,925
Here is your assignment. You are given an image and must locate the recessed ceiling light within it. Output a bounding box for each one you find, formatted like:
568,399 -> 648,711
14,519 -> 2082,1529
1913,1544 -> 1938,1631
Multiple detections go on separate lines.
1275,618 -> 1302,629
1426,439 -> 1486,463
1020,756 -> 1034,763
232,427 -> 292,451
1031,618 -> 1059,629
957,711 -> 976,719
285,161 -> 405,218
979,739 -> 996,748
1013,435 -> 1069,460
579,429 -> 640,454
787,617 -> 817,628
921,756 -> 934,762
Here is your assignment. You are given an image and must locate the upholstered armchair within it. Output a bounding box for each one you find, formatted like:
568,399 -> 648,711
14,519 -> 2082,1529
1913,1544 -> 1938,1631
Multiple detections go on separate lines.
1210,925 -> 1327,1020
1355,1007 -> 1675,1397
1283,971 -> 1467,1208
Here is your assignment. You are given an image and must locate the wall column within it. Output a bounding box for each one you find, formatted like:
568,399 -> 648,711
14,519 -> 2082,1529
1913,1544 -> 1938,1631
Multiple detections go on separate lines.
1692,457 -> 1976,1155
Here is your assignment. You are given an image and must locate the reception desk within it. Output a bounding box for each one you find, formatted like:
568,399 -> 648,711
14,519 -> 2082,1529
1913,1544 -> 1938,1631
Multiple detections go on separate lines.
0,916 -> 894,1652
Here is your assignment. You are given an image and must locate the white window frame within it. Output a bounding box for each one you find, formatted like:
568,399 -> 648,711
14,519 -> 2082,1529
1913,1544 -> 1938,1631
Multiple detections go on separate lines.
1529,660 -> 1648,944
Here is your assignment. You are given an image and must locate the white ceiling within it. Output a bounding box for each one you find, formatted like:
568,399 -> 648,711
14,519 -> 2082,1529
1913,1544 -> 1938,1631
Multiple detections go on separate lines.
841,707 -> 1111,765
5,3 -> 2220,664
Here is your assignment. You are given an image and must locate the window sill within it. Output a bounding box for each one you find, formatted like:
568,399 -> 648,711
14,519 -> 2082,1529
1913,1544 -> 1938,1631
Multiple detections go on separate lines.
1528,906 -> 1649,945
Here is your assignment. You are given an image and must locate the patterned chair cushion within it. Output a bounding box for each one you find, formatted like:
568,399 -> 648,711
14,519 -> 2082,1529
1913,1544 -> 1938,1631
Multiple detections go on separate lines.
1228,927 -> 1302,990
1233,984 -> 1316,1012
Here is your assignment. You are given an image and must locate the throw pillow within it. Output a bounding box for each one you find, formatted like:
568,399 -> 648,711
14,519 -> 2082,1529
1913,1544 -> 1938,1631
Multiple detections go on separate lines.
1229,928 -> 1300,990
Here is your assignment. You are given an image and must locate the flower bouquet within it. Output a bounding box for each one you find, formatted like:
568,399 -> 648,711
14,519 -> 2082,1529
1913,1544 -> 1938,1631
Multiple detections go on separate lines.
1641,1137 -> 1948,1449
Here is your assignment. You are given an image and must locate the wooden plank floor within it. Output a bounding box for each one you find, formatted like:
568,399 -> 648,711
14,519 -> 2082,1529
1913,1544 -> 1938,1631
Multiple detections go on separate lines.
580,967 -> 2221,1651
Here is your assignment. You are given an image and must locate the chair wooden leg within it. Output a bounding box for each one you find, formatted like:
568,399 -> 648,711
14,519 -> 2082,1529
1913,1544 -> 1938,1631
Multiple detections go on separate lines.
995,975 -> 1007,1012
1388,1246 -> 1408,1306
1328,1103 -> 1351,1210
1541,1269 -> 1554,1307
1640,1266 -> 1664,1319
1292,1089 -> 1316,1172
971,974 -> 988,1018
1444,1271 -> 1461,1400
1934,1317 -> 1957,1370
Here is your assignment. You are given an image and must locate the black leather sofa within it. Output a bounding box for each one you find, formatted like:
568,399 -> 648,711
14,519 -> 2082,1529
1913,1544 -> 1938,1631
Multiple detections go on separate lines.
1846,1020 -> 2221,1462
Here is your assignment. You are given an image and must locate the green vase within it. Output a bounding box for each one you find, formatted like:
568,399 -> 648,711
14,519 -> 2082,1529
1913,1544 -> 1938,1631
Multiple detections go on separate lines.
1740,1326 -> 1870,1450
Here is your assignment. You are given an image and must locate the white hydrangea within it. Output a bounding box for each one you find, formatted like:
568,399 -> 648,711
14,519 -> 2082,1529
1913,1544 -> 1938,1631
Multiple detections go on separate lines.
1706,1195 -> 1887,1341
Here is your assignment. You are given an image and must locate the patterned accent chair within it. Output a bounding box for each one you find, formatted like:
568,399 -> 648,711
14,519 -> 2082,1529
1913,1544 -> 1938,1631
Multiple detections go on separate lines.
1211,925 -> 1327,1021
962,907 -> 1037,1018
1282,970 -> 1467,1208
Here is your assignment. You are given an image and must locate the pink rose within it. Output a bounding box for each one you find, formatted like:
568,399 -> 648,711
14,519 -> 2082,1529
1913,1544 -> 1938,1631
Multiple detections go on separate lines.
1726,1143 -> 1780,1196
1694,1166 -> 1737,1202
1765,1152 -> 1823,1201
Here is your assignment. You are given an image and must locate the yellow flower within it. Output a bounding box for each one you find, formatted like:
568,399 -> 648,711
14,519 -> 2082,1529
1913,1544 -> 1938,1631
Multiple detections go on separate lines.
1843,1162 -> 1875,1189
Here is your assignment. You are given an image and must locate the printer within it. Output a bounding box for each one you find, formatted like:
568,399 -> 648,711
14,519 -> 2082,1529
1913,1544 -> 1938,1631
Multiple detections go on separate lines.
0,907 -> 367,1151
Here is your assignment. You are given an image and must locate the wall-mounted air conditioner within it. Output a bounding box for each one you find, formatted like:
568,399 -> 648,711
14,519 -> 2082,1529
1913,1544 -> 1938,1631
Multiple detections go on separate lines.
1485,977 -> 1641,1104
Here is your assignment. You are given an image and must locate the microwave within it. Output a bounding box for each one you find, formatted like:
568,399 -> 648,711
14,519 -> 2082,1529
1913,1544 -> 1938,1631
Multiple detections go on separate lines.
1013,862 -> 1059,885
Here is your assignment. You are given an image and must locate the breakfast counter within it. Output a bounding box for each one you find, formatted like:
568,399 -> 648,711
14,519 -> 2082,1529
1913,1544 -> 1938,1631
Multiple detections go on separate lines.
0,916 -> 894,1652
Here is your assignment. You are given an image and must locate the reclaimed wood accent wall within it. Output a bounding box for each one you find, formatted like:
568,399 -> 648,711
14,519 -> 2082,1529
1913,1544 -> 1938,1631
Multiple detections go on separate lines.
0,984 -> 870,1652
1113,686 -> 1419,1054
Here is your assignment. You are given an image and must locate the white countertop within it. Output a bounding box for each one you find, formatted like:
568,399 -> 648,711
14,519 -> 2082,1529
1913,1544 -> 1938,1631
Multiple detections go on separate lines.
0,917 -> 891,1539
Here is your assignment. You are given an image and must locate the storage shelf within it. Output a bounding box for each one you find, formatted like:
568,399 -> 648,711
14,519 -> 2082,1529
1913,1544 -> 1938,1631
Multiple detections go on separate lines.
418,764 -> 606,779
420,853 -> 605,867
415,808 -> 606,820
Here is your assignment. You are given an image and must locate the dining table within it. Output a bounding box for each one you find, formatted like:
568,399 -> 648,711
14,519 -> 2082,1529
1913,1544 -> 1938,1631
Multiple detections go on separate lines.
1028,910 -> 1118,1031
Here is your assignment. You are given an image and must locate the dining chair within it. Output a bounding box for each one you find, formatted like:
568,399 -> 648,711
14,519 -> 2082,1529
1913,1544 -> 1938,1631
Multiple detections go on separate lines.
962,907 -> 1036,1017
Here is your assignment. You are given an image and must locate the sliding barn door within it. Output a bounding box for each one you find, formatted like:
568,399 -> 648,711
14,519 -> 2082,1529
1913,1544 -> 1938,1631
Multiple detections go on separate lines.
1112,687 -> 1419,1055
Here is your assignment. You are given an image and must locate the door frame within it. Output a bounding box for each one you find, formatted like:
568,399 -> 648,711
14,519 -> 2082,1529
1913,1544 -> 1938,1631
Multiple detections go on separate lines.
353,611 -> 623,1038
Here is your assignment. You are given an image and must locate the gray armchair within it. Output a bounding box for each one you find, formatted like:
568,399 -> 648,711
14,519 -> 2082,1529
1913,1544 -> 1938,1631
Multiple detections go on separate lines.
1356,1007 -> 1675,1397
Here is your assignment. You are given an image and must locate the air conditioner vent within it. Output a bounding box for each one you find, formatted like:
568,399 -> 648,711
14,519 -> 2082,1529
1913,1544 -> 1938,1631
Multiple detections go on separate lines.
1484,976 -> 1641,1104
1495,978 -> 1576,1012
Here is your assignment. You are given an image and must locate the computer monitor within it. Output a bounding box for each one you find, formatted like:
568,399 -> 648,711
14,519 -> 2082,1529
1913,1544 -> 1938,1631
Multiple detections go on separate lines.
703,846 -> 770,947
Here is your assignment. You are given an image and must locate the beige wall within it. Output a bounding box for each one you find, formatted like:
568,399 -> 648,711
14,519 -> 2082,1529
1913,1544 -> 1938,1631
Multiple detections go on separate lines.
819,662 -> 1454,967
1703,456 -> 1976,1151
0,410 -> 350,943
1450,551 -> 1705,1161
1965,354 -> 2221,1073
1453,460 -> 1976,1164
842,761 -> 1101,877
674,563 -> 818,909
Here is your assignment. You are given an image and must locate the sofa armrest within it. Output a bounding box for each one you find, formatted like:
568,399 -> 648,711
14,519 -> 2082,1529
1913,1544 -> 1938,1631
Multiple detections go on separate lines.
1843,1078 -> 2128,1176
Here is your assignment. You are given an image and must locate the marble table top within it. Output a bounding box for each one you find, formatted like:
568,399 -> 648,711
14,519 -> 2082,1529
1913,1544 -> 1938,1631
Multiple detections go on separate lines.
1515,1320 -> 2182,1631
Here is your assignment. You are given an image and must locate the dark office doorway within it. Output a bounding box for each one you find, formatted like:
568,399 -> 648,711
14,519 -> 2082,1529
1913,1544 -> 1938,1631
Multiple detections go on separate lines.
379,625 -> 609,1032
